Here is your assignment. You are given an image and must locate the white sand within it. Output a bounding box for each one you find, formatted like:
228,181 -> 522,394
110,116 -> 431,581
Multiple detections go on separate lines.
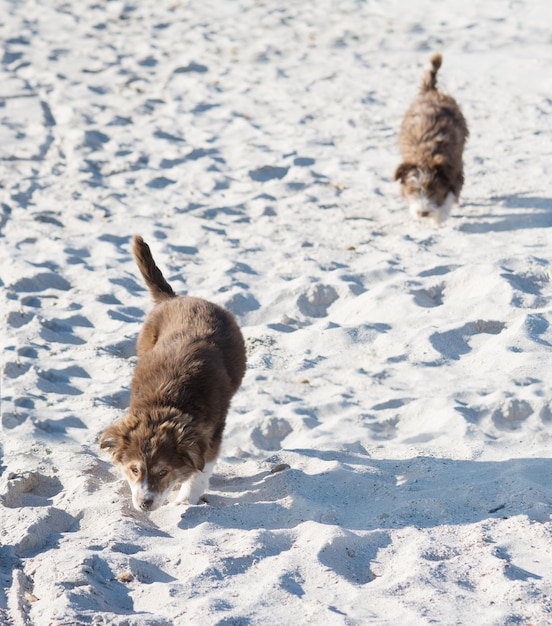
1,0 -> 552,624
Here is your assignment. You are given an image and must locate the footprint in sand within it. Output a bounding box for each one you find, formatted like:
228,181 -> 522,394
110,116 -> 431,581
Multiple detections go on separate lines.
83,129 -> 110,152
245,335 -> 288,370
2,360 -> 31,379
34,414 -> 86,433
410,282 -> 445,308
101,388 -> 131,410
297,284 -> 339,318
501,268 -> 550,309
218,534 -> 293,579
0,93 -> 53,162
492,398 -> 534,431
366,416 -> 400,440
524,314 -> 552,348
107,306 -> 144,324
123,557 -> 176,584
3,344 -> 42,426
36,365 -> 90,397
0,202 -> 10,235
365,398 -> 413,440
103,337 -> 136,359
109,276 -> 144,296
64,246 -> 93,270
39,314 -> 92,346
418,265 -> 459,278
11,272 -> 71,293
410,264 -> 458,308
6,310 -> 34,328
538,402 -> 552,423
147,176 -> 176,189
9,507 -> 77,557
223,292 -> 261,316
2,408 -> 28,430
318,531 -> 390,585
429,320 -> 506,361
1,471 -> 63,508
251,417 -> 293,451
249,165 -> 289,182
3,393 -> 42,430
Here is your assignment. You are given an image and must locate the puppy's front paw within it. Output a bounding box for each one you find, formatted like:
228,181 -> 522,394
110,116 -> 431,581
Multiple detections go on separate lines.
172,490 -> 203,506
172,493 -> 194,506
172,495 -> 206,507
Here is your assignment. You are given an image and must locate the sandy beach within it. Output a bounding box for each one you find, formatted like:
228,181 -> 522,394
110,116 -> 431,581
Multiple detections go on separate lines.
1,1 -> 552,624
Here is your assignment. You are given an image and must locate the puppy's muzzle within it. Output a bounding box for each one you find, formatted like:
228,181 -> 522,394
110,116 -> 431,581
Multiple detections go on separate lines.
140,498 -> 154,511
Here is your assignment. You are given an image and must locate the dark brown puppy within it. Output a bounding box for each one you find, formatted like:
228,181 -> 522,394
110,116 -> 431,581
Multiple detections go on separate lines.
100,236 -> 246,511
394,54 -> 469,225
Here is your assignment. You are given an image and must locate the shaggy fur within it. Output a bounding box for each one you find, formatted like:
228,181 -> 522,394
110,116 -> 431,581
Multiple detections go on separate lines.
394,53 -> 469,225
100,236 -> 246,512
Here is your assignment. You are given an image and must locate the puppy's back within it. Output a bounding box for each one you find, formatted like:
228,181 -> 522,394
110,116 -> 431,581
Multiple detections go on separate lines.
144,296 -> 246,393
132,236 -> 246,394
400,54 -> 469,160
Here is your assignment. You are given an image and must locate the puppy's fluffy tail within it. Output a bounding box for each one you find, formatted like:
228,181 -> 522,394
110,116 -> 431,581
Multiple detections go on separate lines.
420,53 -> 442,92
133,235 -> 176,303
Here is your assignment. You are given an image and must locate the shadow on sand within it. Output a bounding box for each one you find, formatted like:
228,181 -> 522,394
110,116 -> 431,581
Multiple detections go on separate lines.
459,194 -> 552,233
178,451 -> 551,533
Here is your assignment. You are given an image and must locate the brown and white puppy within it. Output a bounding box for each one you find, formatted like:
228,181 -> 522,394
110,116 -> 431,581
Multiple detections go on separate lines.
394,54 -> 469,225
100,236 -> 246,512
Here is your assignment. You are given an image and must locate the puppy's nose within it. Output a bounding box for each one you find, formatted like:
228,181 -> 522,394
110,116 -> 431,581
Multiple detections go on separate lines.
419,211 -> 430,218
140,498 -> 153,511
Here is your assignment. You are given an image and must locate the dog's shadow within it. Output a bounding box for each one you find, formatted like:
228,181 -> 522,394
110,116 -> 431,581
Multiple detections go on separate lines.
459,194 -> 552,233
178,450 -> 552,533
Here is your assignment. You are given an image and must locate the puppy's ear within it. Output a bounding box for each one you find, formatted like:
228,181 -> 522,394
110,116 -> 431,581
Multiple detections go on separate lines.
174,421 -> 206,472
100,424 -> 120,449
99,422 -> 128,463
394,162 -> 416,182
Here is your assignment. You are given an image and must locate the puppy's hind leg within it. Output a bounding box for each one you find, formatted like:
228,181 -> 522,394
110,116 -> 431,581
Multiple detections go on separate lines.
174,460 -> 216,505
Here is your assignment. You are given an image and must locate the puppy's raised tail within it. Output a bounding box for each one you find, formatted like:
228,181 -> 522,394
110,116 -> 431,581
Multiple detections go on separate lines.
133,235 -> 176,303
420,53 -> 442,93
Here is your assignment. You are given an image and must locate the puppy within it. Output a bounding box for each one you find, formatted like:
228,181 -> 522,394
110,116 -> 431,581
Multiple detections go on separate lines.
394,53 -> 469,225
100,236 -> 246,512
